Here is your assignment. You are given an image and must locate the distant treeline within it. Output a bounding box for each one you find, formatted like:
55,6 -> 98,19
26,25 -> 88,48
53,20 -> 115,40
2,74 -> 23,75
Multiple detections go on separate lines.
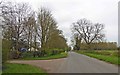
74,42 -> 117,50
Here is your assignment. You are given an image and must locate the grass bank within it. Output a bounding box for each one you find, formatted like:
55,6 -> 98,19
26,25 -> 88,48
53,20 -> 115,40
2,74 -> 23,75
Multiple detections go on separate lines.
2,63 -> 47,75
76,50 -> 120,65
22,52 -> 67,60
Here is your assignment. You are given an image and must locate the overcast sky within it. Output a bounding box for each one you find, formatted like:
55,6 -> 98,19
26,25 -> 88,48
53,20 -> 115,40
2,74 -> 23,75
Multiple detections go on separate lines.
9,0 -> 119,45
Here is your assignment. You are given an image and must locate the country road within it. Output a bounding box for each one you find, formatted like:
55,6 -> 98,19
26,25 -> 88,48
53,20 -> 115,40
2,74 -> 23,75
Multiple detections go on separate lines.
57,52 -> 118,73
10,52 -> 118,73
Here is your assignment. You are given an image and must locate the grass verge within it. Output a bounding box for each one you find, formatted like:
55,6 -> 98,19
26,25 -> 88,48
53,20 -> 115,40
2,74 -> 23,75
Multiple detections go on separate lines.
76,51 -> 120,65
2,63 -> 47,74
22,52 -> 67,60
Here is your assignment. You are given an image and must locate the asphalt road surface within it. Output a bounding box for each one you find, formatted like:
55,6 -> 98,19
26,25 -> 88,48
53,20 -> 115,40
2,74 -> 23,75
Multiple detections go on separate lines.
10,52 -> 118,73
56,52 -> 118,73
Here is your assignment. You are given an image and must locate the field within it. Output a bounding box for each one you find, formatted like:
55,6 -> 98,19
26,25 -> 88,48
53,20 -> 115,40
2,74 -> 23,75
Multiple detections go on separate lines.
76,50 -> 120,65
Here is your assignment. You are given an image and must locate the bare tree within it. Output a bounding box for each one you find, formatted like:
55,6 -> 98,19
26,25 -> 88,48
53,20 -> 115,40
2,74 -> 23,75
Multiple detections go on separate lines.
2,2 -> 33,51
24,12 -> 36,51
72,18 -> 105,49
37,8 -> 57,51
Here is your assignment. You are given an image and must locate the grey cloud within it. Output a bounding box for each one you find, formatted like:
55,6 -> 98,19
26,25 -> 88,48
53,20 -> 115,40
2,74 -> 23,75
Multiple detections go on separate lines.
10,0 -> 119,45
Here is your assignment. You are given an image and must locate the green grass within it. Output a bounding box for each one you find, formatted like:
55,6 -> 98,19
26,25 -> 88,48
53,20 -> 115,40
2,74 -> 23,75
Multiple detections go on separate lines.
0,70 -> 2,75
76,50 -> 120,65
22,52 -> 68,60
2,63 -> 47,74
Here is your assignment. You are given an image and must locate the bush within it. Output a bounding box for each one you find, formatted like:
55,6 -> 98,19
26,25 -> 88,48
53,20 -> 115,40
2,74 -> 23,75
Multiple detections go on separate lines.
21,51 -> 33,58
51,50 -> 59,55
22,50 -> 48,58
2,39 -> 11,64
44,49 -> 65,56
50,49 -> 64,55
10,51 -> 20,59
21,49 -> 66,58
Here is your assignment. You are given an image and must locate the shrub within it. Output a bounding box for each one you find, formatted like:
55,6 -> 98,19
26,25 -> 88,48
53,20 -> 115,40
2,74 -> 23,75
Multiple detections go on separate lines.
10,51 -> 21,59
44,49 -> 65,56
21,51 -> 33,58
2,39 -> 11,64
